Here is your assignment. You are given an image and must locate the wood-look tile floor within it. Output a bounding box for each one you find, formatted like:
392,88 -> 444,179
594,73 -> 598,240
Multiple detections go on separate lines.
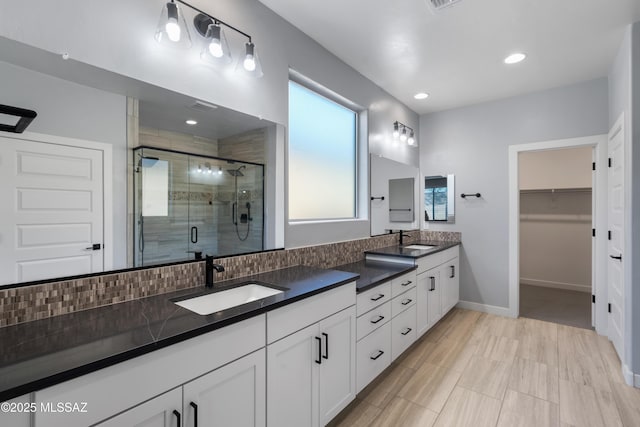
328,309 -> 640,427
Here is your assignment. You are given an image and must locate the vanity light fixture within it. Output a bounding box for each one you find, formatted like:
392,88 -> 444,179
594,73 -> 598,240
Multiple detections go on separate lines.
392,121 -> 417,147
157,0 -> 263,77
155,1 -> 192,48
218,166 -> 223,175
197,164 -> 203,173
504,52 -> 526,64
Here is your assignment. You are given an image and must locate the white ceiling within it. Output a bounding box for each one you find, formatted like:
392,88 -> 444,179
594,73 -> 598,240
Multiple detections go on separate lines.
259,0 -> 640,114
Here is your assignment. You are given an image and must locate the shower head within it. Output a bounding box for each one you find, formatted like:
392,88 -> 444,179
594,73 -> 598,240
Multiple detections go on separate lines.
226,165 -> 246,177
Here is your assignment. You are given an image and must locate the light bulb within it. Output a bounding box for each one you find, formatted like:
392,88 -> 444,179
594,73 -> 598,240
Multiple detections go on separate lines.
400,127 -> 407,142
165,3 -> 181,42
197,164 -> 202,173
218,167 -> 223,175
244,42 -> 257,71
207,24 -> 223,58
208,167 -> 213,174
408,130 -> 415,145
393,122 -> 399,138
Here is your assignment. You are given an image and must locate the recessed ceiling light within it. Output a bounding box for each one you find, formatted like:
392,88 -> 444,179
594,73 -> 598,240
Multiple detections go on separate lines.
504,53 -> 526,64
414,92 -> 429,100
185,119 -> 198,125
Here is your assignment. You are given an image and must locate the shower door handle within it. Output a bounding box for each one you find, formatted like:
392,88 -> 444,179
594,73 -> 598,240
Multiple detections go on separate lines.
232,202 -> 237,225
190,226 -> 198,244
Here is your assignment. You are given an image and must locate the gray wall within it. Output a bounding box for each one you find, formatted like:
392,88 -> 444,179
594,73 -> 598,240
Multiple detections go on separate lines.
0,0 -> 418,248
0,60 -> 128,268
420,78 -> 608,308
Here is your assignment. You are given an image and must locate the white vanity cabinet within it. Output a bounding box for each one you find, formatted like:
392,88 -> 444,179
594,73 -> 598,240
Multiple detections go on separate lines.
0,394 -> 32,427
35,315 -> 266,427
441,255 -> 460,313
355,270 -> 417,392
266,283 -> 356,427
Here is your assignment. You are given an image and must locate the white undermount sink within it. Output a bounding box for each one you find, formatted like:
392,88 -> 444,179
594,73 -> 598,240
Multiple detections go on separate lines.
403,245 -> 436,250
174,284 -> 284,315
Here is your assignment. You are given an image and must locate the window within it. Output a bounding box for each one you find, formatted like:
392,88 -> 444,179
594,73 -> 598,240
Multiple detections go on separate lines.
288,80 -> 357,221
424,177 -> 448,221
141,159 -> 169,216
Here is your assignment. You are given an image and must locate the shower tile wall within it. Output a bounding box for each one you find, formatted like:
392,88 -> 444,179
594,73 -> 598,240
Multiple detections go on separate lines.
135,127 -> 267,266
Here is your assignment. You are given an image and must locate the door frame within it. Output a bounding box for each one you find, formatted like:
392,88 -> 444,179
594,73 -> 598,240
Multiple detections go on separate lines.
1,130 -> 114,271
507,134 -> 608,334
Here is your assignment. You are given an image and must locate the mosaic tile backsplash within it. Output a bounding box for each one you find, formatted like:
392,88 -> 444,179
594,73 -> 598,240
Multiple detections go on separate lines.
0,230 -> 460,327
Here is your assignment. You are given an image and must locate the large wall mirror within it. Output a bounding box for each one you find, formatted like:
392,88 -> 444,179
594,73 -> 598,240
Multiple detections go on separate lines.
0,37 -> 285,287
424,174 -> 455,224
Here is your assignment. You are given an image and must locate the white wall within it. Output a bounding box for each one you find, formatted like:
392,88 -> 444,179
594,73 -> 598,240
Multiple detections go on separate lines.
420,78 -> 608,309
0,60 -> 128,268
0,0 -> 418,248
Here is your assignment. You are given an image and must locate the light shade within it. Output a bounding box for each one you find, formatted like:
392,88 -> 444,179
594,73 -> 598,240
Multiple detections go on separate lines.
393,122 -> 399,138
155,1 -> 192,49
236,42 -> 263,78
200,22 -> 232,65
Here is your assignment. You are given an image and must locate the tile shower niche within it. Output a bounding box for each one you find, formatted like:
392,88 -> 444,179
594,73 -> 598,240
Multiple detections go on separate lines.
133,147 -> 264,267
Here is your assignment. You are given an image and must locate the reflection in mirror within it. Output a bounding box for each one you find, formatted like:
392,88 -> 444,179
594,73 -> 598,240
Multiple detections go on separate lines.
0,41 -> 284,286
424,174 -> 455,223
133,147 -> 264,267
389,178 -> 415,222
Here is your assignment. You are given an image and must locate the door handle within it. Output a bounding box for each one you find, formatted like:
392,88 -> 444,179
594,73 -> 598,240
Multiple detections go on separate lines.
84,243 -> 101,251
190,226 -> 198,244
401,280 -> 412,287
370,350 -> 384,360
450,265 -> 455,278
610,254 -> 622,261
429,276 -> 436,291
401,327 -> 412,336
401,298 -> 412,306
370,293 -> 385,301
370,315 -> 385,324
315,336 -> 322,364
322,332 -> 328,360
173,410 -> 181,426
190,402 -> 198,427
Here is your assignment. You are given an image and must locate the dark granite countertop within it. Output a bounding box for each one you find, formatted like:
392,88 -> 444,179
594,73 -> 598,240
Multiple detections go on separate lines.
0,265 -> 358,402
334,260 -> 417,293
365,240 -> 461,259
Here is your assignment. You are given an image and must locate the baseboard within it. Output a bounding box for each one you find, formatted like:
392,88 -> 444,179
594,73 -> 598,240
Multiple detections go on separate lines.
622,363 -> 640,388
520,278 -> 591,293
456,300 -> 513,318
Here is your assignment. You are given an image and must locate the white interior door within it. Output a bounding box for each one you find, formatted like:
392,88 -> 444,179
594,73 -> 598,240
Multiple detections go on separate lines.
0,136 -> 104,285
607,120 -> 624,357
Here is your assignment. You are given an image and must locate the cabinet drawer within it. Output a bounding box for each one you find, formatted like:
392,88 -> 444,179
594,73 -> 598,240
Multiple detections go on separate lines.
391,305 -> 417,361
357,301 -> 391,341
356,321 -> 391,393
439,245 -> 459,262
356,281 -> 391,316
391,287 -> 416,318
268,282 -> 355,344
391,271 -> 416,297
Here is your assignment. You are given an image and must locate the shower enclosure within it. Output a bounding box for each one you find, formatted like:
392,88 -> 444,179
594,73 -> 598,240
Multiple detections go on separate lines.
133,147 -> 264,267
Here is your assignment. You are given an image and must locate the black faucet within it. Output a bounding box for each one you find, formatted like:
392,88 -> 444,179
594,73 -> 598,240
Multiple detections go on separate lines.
399,231 -> 411,246
205,255 -> 225,288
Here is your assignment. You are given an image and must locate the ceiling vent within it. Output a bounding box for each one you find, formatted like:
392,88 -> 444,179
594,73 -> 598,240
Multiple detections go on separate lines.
427,0 -> 463,12
189,100 -> 218,112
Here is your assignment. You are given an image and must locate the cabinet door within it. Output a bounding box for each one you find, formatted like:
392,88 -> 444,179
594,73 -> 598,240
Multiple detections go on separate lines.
427,268 -> 442,327
0,395 -> 31,427
318,307 -> 356,426
416,272 -> 431,337
441,257 -> 459,313
96,388 -> 182,427
267,323 -> 320,427
183,348 -> 266,427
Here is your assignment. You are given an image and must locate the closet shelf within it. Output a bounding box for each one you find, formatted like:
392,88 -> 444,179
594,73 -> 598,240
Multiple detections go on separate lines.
519,187 -> 591,194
